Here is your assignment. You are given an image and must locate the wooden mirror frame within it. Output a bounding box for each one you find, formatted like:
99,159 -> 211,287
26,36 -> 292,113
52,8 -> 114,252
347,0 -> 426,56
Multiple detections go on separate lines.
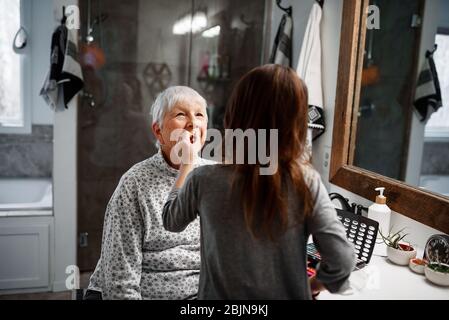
330,0 -> 449,234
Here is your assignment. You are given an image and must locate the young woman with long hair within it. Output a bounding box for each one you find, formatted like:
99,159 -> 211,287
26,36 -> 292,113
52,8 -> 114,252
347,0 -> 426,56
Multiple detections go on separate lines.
162,64 -> 355,299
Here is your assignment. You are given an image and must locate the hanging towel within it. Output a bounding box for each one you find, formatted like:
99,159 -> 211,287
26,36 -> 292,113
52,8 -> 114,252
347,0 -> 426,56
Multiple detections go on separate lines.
40,25 -> 84,110
269,13 -> 293,67
413,51 -> 442,122
297,2 -> 325,146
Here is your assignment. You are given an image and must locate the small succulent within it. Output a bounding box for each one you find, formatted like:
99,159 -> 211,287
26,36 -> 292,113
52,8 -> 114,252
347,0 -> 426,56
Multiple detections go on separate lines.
379,227 -> 412,251
428,263 -> 449,273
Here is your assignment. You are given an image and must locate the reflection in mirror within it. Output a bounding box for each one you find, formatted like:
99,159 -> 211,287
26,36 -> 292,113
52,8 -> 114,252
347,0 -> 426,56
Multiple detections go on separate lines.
190,0 -> 266,131
352,0 -> 449,199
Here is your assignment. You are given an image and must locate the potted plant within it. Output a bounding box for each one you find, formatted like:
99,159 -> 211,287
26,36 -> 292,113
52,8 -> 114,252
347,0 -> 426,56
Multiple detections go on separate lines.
424,262 -> 449,286
379,227 -> 417,265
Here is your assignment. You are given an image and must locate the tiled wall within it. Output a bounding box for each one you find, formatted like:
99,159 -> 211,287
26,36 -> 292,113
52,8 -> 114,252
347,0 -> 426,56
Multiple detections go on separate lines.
421,142 -> 449,175
0,125 -> 53,178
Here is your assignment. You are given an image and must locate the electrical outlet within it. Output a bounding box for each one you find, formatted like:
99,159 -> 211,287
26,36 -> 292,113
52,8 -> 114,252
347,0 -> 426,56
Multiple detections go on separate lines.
79,232 -> 89,248
322,145 -> 332,189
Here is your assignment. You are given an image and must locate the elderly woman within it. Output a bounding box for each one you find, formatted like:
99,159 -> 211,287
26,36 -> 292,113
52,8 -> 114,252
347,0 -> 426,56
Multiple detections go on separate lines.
86,86 -> 213,300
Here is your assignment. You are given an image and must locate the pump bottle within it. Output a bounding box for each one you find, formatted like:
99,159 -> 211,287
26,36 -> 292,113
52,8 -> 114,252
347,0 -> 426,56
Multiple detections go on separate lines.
368,187 -> 391,256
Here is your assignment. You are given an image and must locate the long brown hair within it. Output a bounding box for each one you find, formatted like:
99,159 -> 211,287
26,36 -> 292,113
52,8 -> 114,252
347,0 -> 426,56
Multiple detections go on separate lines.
224,64 -> 314,241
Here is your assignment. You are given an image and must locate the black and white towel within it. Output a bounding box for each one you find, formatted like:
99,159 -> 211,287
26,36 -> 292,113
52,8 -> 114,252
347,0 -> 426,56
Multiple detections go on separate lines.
414,51 -> 442,122
40,25 -> 84,110
269,13 -> 293,67
297,2 -> 325,155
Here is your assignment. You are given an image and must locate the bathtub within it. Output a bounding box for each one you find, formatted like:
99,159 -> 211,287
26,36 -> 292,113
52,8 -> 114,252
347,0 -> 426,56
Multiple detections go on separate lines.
0,179 -> 52,217
419,175 -> 449,197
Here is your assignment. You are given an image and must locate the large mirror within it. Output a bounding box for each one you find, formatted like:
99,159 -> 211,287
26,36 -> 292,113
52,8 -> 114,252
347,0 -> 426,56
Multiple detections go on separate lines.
331,0 -> 449,233
354,0 -> 449,198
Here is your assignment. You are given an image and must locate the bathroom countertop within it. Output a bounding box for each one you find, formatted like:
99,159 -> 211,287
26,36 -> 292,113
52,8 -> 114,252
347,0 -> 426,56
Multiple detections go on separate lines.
318,255 -> 449,300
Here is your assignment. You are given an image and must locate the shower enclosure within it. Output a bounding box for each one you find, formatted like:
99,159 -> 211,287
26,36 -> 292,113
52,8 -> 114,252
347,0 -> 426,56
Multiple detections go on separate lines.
77,0 -> 270,270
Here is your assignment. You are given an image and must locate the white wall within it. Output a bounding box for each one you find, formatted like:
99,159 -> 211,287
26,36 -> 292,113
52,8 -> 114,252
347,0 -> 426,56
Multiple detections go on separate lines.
270,0 -> 342,190
51,0 -> 78,292
270,0 -> 446,248
405,0 -> 441,186
270,0 -> 315,70
30,0 -> 54,125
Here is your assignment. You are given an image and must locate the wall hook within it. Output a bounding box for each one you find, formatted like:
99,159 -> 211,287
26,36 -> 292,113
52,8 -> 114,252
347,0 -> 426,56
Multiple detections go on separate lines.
426,44 -> 438,58
276,0 -> 292,15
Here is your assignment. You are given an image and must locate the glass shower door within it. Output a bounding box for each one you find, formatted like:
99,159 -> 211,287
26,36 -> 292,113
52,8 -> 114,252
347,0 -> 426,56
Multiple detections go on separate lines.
77,0 -> 268,271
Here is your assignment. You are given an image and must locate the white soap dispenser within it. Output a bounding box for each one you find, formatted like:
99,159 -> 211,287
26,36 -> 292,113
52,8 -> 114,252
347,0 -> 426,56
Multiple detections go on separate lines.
368,187 -> 391,256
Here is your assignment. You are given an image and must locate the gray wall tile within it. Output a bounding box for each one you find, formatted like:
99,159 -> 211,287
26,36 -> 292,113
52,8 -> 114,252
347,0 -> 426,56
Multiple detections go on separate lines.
0,125 -> 53,178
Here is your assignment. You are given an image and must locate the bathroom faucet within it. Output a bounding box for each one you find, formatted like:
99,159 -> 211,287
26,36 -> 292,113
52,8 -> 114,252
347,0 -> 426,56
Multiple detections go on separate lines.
329,193 -> 368,216
329,193 -> 352,211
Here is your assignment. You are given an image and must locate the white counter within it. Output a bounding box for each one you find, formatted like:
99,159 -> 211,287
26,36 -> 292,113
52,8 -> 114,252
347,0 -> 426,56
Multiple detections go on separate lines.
318,255 -> 449,300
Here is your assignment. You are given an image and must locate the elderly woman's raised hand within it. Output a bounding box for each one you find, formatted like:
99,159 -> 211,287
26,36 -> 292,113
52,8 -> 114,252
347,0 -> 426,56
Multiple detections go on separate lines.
170,128 -> 202,168
172,129 -> 202,189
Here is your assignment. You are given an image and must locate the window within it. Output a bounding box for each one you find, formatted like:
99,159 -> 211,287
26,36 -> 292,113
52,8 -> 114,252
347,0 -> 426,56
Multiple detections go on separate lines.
425,31 -> 449,140
0,0 -> 31,134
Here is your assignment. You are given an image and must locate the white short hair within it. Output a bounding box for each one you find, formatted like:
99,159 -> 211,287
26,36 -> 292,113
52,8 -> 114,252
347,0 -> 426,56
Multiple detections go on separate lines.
151,86 -> 207,127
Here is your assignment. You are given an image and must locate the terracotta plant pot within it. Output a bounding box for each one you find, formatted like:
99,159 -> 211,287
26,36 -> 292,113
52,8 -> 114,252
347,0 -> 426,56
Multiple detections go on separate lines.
409,258 -> 427,274
387,243 -> 417,265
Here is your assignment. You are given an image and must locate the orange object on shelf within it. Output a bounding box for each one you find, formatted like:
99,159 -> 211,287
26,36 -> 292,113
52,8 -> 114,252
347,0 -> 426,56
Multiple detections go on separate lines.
361,64 -> 380,86
80,43 -> 106,70
307,267 -> 316,277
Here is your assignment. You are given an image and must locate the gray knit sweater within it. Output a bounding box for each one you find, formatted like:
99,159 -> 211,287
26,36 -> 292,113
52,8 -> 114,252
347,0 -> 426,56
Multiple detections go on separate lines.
163,164 -> 355,300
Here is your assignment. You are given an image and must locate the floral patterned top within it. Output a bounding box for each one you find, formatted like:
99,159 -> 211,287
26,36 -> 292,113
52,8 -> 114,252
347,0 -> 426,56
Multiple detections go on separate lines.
88,149 -> 214,300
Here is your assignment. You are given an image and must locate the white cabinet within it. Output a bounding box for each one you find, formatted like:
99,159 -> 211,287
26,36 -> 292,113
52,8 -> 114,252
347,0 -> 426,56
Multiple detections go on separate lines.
0,217 -> 53,291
